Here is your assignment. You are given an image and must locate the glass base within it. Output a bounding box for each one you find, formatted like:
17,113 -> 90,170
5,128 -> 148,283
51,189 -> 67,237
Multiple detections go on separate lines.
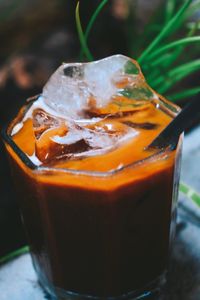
38,272 -> 166,300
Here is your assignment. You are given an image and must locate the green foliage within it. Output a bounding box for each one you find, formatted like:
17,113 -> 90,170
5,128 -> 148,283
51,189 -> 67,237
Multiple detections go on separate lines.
165,0 -> 176,23
137,0 -> 193,63
0,246 -> 29,265
145,37 -> 200,61
150,59 -> 200,93
75,2 -> 93,61
76,0 -> 200,103
79,0 -> 108,60
180,182 -> 200,207
168,87 -> 200,102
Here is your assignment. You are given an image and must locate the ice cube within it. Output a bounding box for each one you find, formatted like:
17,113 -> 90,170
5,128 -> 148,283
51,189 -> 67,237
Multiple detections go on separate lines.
32,55 -> 159,164
34,124 -> 69,163
32,109 -> 65,139
43,63 -> 90,118
52,120 -> 129,148
42,55 -> 152,120
50,121 -> 138,162
83,55 -> 130,107
35,119 -> 138,164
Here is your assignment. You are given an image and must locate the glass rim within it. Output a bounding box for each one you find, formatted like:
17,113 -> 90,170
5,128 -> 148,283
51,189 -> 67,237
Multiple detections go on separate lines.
1,95 -> 181,178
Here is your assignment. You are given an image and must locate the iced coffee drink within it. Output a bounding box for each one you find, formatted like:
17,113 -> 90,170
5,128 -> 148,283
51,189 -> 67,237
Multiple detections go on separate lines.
3,55 -> 182,299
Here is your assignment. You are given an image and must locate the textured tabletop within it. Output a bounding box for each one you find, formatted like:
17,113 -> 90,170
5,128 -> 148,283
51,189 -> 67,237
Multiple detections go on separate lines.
181,126 -> 200,193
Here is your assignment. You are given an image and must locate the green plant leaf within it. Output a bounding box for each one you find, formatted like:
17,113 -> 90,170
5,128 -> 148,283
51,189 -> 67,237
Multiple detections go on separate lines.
84,0 -> 108,42
129,1 -> 166,56
138,0 -> 193,64
75,2 -> 93,61
143,22 -> 200,86
167,86 -> 200,102
0,246 -> 29,265
151,59 -> 200,93
146,36 -> 200,61
180,182 -> 200,207
146,52 -> 177,69
80,0 -> 108,60
143,21 -> 200,77
165,0 -> 176,23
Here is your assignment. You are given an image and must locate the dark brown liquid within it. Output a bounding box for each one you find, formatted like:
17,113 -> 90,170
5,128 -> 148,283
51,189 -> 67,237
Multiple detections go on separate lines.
5,98 -> 180,297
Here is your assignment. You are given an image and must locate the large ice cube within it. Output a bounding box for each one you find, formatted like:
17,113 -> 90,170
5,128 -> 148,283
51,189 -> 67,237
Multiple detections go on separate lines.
32,109 -> 63,139
42,55 -> 157,119
28,55 -> 161,165
43,63 -> 89,119
34,119 -> 138,164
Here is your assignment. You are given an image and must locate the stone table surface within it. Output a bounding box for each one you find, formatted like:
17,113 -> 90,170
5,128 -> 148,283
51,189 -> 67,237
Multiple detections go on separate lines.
0,125 -> 200,300
181,126 -> 200,193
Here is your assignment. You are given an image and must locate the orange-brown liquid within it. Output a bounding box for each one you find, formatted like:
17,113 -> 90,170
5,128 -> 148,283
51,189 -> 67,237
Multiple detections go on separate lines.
12,98 -> 174,173
6,98 -> 180,297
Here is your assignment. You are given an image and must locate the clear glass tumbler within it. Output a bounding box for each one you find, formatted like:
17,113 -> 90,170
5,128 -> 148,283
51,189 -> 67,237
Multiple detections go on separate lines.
2,96 -> 182,300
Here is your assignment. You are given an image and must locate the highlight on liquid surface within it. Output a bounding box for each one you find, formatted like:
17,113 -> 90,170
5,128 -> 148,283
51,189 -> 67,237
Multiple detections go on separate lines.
10,55 -> 179,174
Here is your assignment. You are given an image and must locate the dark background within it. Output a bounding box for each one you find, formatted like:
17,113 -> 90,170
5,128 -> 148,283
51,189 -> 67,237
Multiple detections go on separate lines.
0,0 -> 142,257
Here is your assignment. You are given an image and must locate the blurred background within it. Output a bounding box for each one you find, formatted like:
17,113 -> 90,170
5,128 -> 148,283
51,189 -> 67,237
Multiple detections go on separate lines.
0,0 -> 200,257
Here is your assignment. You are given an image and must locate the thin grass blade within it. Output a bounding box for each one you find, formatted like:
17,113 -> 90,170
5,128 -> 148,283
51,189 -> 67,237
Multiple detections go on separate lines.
144,19 -> 200,69
167,87 -> 200,102
138,0 -> 193,64
146,53 -> 172,68
165,0 -> 176,23
147,49 -> 182,70
180,182 -> 200,208
0,246 -> 29,265
151,59 -> 200,91
130,3 -> 165,56
166,59 -> 200,79
80,0 -> 108,59
75,2 -> 93,61
84,0 -> 108,41
146,36 -> 200,61
144,22 -> 200,84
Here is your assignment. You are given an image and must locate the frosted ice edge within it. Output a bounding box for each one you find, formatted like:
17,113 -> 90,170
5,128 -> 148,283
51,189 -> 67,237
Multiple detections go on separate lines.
42,55 -> 155,119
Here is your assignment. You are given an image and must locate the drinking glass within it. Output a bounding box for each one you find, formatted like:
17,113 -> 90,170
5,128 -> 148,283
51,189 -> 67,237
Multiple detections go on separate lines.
2,96 -> 182,300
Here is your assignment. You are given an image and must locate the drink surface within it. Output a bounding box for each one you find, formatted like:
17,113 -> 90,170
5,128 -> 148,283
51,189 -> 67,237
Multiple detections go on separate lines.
10,55 -> 178,176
